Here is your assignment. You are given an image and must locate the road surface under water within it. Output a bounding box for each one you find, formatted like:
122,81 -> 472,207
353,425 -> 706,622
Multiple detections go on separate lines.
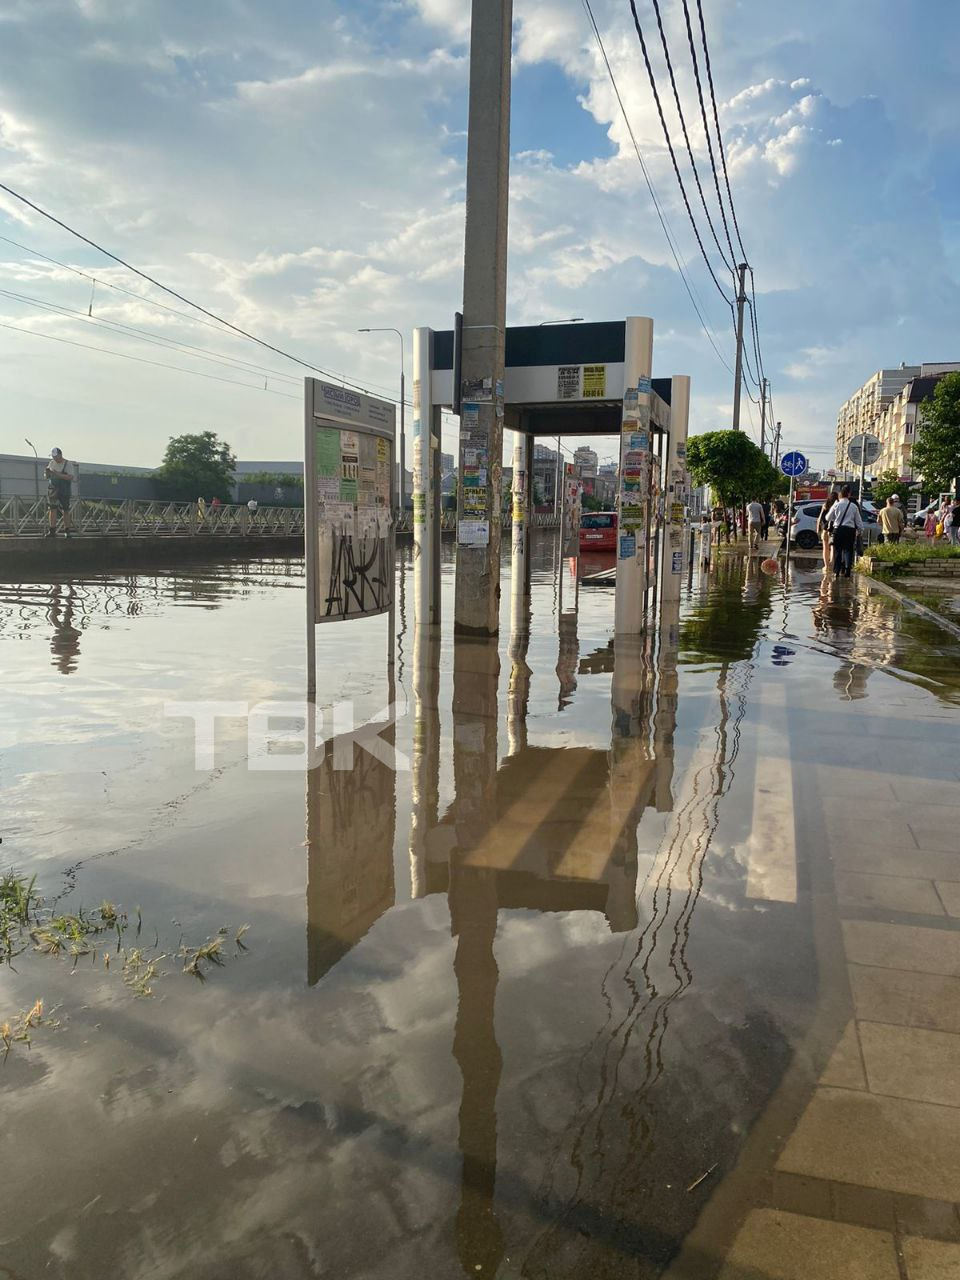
1,538 -> 959,1279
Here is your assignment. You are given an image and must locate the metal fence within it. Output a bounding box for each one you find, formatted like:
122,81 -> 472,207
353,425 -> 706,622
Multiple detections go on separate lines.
0,497 -> 305,539
1,496 -> 562,539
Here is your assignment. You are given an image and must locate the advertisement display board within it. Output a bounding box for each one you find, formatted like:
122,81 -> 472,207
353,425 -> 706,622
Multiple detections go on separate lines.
304,379 -> 396,691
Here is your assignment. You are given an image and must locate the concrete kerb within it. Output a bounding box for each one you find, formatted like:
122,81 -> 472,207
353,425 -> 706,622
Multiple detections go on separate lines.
858,570 -> 960,642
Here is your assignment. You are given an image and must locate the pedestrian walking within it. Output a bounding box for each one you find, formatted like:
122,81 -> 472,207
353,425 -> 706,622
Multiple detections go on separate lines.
746,498 -> 764,551
924,507 -> 938,541
826,484 -> 862,578
44,447 -> 75,537
818,492 -> 838,572
878,496 -> 905,545
948,496 -> 960,547
197,496 -> 207,530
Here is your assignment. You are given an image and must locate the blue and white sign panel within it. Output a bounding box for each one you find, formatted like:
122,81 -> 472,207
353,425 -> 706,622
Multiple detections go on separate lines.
780,451 -> 807,478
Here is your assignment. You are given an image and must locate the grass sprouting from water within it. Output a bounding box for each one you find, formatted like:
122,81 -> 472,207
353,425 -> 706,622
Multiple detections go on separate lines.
0,869 -> 251,1057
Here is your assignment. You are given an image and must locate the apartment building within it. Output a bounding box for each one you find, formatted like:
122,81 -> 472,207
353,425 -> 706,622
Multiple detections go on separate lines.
835,363 -> 960,477
573,445 -> 598,478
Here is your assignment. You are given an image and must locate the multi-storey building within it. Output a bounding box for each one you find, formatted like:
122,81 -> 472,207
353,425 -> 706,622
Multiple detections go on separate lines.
835,365 -> 919,472
573,446 -> 598,478
835,363 -> 960,478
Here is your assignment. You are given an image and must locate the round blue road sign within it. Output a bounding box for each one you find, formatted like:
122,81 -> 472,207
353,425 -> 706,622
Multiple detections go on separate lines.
780,451 -> 807,477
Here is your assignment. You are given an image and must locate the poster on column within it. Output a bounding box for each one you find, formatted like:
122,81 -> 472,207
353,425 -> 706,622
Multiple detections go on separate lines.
305,378 -> 396,624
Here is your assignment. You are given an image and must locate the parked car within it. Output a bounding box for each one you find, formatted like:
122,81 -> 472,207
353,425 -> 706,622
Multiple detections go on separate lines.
789,502 -> 878,551
912,500 -> 940,529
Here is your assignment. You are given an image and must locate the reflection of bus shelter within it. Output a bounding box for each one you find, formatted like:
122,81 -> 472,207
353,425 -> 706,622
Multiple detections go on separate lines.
412,318 -> 689,634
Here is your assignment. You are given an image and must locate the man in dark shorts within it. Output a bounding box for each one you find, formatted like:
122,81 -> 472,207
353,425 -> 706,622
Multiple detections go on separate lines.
45,447 -> 74,537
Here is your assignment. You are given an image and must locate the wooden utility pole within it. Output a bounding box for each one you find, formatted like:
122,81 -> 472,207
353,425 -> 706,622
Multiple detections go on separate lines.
454,0 -> 513,636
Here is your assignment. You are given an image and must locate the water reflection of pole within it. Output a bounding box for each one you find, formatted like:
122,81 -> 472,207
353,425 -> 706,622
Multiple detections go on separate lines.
409,627 -> 441,898
450,637 -> 504,1275
509,431 -> 532,756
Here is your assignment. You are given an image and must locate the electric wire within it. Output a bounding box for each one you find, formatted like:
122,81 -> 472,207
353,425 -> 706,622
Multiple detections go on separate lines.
581,0 -> 735,375
0,181 -> 399,402
0,286 -> 305,386
678,0 -> 737,266
625,0 -> 734,306
647,0 -> 735,275
694,0 -> 749,262
0,319 -> 300,399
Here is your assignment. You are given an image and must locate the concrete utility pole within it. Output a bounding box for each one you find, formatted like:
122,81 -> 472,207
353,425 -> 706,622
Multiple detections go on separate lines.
455,0 -> 513,636
773,421 -> 782,469
731,261 -> 748,432
760,377 -> 768,454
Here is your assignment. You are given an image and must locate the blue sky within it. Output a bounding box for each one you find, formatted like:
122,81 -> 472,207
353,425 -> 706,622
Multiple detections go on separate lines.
0,0 -> 958,470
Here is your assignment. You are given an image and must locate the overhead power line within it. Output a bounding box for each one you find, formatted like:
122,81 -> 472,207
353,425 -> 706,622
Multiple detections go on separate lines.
0,318 -> 300,399
694,0 -> 749,262
0,181 -> 398,403
0,286 -> 303,386
678,0 -> 738,266
625,0 -> 734,307
580,0 -> 734,376
647,0 -> 734,276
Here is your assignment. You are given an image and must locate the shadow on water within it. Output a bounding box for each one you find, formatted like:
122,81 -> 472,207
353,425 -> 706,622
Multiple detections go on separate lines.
2,541 -> 960,1278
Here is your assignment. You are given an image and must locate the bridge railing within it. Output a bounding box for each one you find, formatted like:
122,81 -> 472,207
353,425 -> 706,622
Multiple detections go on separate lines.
0,496 -> 561,539
0,496 -> 306,538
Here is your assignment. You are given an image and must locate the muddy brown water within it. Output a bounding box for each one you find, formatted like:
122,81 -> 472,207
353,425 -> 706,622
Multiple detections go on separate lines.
1,538 -> 959,1279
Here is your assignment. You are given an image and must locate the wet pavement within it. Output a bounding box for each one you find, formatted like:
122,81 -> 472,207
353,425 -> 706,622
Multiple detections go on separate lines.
1,539 -> 960,1279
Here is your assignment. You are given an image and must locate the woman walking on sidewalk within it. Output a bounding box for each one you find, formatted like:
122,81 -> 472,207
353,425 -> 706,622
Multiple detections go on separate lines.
817,492 -> 838,572
826,485 -> 862,578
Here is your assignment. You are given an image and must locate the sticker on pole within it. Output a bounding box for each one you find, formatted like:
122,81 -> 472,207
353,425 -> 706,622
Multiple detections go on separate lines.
780,451 -> 807,477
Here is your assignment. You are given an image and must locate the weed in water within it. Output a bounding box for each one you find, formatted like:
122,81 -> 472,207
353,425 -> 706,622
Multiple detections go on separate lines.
181,935 -> 226,980
1,999 -> 60,1060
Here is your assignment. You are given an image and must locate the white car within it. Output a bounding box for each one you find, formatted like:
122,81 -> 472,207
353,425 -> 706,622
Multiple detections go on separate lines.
790,501 -> 879,551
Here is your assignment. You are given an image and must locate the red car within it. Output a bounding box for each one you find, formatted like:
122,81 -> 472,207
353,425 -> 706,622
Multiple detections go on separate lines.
579,511 -> 617,552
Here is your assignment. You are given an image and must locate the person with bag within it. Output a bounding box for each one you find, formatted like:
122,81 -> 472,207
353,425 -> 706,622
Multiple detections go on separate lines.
817,492 -> 838,572
825,485 -> 862,578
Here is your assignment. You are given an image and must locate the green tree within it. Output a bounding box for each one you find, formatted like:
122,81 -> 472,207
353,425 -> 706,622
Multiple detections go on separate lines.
912,372 -> 960,493
871,469 -> 913,508
154,431 -> 236,502
686,430 -> 785,505
242,472 -> 303,488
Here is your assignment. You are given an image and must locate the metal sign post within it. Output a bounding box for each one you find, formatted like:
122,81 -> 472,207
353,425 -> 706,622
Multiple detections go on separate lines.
847,433 -> 881,507
780,450 -> 808,572
304,379 -> 396,698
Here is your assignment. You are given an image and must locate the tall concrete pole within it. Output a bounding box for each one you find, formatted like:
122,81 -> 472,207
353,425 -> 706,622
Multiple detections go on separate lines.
760,377 -> 768,454
614,316 -> 655,637
455,0 -> 513,636
660,375 -> 691,609
412,326 -> 439,630
731,261 -> 748,432
773,421 -> 782,469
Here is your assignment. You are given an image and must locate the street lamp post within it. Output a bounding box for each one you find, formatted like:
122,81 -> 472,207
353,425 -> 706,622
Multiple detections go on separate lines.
358,328 -> 405,516
24,437 -> 40,501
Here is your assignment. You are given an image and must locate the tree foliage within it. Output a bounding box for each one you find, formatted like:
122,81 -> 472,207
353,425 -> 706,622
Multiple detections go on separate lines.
871,469 -> 913,508
154,432 -> 236,502
685,430 -> 786,506
241,472 -> 303,488
912,372 -> 960,493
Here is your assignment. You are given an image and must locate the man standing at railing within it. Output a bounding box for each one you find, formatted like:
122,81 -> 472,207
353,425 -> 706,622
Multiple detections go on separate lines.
44,447 -> 75,538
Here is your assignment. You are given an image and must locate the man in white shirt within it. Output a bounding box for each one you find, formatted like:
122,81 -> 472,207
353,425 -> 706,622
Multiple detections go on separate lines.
825,484 -> 863,578
746,498 -> 764,550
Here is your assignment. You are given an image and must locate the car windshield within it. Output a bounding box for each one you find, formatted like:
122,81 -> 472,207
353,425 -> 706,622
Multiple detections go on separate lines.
581,513 -> 615,529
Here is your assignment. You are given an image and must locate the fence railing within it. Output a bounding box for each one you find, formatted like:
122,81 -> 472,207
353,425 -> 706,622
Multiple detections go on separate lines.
0,497 -> 305,539
1,496 -> 562,539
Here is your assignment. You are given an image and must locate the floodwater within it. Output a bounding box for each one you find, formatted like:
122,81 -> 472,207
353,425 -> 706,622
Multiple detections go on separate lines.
1,538 -> 959,1279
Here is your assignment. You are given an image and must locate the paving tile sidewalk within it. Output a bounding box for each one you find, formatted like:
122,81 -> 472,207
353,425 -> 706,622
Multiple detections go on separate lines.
719,760 -> 960,1279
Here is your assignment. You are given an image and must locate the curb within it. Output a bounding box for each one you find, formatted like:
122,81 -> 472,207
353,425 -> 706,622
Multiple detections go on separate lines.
858,572 -> 960,642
